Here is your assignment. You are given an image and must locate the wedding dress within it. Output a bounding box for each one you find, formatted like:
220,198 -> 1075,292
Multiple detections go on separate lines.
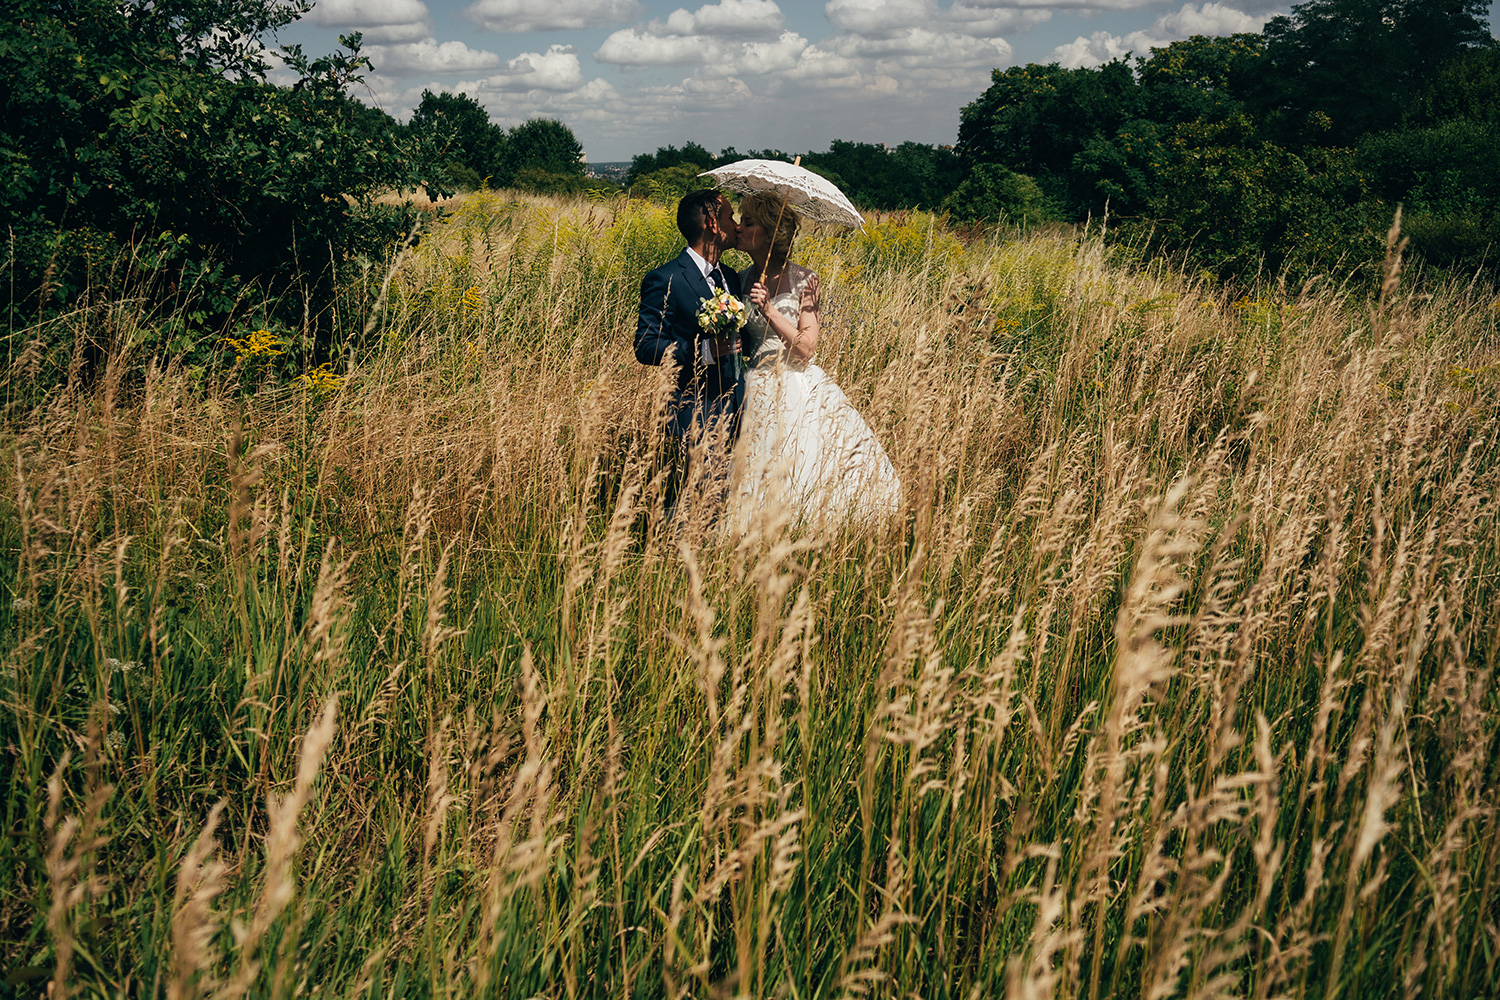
727,265 -> 902,532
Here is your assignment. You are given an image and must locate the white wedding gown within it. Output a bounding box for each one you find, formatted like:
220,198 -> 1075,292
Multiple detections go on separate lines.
727,265 -> 902,533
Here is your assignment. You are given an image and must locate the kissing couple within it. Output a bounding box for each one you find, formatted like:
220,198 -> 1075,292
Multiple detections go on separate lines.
634,186 -> 900,532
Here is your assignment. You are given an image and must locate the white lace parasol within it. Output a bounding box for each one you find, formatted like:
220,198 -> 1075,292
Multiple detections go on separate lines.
699,159 -> 864,229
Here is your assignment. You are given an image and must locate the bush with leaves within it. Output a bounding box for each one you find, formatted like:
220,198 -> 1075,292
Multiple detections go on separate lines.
0,0 -> 425,356
942,163 -> 1056,226
511,168 -> 619,198
502,119 -> 585,185
629,163 -> 709,202
407,89 -> 508,186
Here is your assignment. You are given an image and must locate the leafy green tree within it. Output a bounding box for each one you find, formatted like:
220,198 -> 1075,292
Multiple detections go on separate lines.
1072,36 -> 1265,218
956,59 -> 1141,213
1149,115 -> 1380,280
941,164 -> 1055,225
408,89 -> 507,184
1072,121 -> 1172,219
630,163 -> 705,202
800,140 -> 963,210
0,0 -> 422,339
1406,42 -> 1500,124
1358,118 -> 1500,274
502,118 -> 584,185
1257,0 -> 1492,144
626,142 -> 716,185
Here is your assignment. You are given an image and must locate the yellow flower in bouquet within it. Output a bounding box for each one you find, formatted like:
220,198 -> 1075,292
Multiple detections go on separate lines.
697,287 -> 747,336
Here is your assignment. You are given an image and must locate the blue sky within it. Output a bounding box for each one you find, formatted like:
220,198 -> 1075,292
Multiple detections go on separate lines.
274,0 -> 1497,162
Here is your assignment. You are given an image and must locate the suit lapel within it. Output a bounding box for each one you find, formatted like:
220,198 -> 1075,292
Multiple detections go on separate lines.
676,251 -> 712,305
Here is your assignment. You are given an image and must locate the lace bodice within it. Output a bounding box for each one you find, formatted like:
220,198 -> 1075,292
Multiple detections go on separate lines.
743,265 -> 815,369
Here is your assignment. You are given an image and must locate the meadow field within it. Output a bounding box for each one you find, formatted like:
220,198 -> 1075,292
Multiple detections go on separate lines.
2,190 -> 1499,999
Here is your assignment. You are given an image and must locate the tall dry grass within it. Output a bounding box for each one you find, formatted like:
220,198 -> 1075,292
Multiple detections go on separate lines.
2,192 -> 1499,999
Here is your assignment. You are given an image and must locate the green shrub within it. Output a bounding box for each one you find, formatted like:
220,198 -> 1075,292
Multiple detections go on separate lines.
942,164 -> 1056,225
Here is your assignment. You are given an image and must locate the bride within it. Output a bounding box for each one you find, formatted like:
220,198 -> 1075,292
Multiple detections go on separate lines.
726,192 -> 902,532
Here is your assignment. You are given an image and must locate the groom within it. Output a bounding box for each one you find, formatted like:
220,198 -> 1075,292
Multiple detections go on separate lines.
635,189 -> 744,509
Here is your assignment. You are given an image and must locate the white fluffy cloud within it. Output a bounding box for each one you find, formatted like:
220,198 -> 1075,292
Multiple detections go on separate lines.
947,0 -> 1051,34
824,0 -> 1045,35
363,39 -> 501,74
595,29 -> 717,65
460,45 -> 587,93
464,0 -> 643,31
1053,2 -> 1267,67
664,0 -> 785,36
310,0 -> 428,26
1155,0 -> 1265,34
824,0 -> 929,34
595,2 -> 802,70
824,25 -> 1011,65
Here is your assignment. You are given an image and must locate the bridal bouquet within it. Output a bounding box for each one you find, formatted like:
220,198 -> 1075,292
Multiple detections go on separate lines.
697,287 -> 747,337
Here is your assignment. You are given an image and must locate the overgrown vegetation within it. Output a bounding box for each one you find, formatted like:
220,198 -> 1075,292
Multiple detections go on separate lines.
0,0 -> 423,333
957,1 -> 1498,281
3,192 -> 1498,998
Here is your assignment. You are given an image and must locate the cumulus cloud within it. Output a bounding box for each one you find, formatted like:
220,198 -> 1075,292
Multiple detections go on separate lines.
947,0 -> 1050,34
464,0 -> 643,32
594,0 -> 789,68
1051,2 -> 1267,67
824,0 -> 929,35
664,0 -> 785,36
363,39 -> 501,74
595,3 -> 800,70
824,25 -> 1011,65
1155,0 -> 1265,34
460,45 -> 586,93
824,0 -> 1043,36
595,29 -> 712,66
310,0 -> 428,26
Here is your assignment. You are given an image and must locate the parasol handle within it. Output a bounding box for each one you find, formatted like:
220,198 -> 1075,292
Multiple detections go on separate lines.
761,155 -> 799,297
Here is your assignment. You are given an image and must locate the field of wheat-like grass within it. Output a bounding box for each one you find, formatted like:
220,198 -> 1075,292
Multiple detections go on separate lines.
2,190 -> 1499,999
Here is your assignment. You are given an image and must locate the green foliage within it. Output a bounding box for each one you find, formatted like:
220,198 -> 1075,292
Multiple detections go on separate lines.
0,0 -> 426,345
1146,118 -> 1382,281
800,140 -> 965,210
408,89 -> 507,184
957,59 -> 1142,214
443,161 -> 485,192
626,141 -> 717,185
1406,42 -> 1500,125
954,2 -> 1497,285
510,168 -> 619,198
941,163 -> 1056,225
1258,0 -> 1492,144
630,162 -> 709,202
503,118 -> 585,183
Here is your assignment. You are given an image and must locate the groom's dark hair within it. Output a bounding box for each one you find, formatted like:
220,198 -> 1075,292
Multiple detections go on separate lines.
677,189 -> 725,244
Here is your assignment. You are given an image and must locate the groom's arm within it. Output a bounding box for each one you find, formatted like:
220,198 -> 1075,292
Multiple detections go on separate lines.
634,268 -> 689,368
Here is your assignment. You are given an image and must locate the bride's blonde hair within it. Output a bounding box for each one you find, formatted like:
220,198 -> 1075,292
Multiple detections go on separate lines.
739,193 -> 799,260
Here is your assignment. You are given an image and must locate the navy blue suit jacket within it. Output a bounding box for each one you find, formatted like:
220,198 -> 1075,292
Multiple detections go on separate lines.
635,249 -> 745,438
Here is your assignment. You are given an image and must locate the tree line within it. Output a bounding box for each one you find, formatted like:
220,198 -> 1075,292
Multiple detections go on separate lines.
627,0 -> 1496,283
0,0 -> 591,352
2,0 -> 1493,355
955,0 -> 1498,281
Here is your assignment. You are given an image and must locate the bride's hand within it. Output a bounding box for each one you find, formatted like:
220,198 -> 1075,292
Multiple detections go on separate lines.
748,281 -> 769,310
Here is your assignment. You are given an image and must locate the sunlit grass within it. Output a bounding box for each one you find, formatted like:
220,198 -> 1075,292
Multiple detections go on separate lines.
2,196 -> 1498,999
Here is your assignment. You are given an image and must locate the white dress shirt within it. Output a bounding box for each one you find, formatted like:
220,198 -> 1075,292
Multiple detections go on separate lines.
686,246 -> 724,366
